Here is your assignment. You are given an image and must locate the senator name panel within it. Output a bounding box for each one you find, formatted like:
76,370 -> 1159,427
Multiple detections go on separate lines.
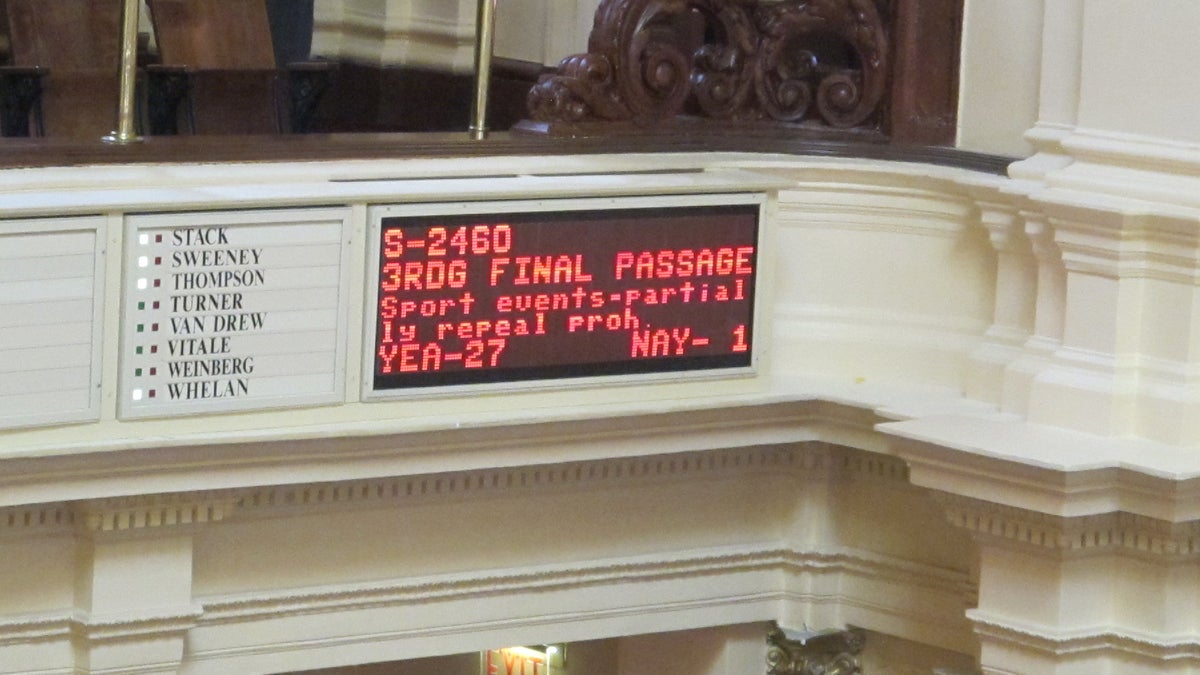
366,194 -> 762,395
120,208 -> 352,418
0,217 -> 106,429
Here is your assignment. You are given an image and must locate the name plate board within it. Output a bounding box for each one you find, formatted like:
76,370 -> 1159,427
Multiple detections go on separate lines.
120,208 -> 351,419
366,194 -> 762,395
0,217 -> 106,429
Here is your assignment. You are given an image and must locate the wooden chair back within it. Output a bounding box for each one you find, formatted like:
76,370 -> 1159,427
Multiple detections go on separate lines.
148,0 -> 276,69
6,0 -> 121,69
3,0 -> 122,138
146,0 -> 283,134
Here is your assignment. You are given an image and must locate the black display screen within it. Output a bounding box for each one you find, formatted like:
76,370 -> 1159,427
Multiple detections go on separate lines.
372,202 -> 759,389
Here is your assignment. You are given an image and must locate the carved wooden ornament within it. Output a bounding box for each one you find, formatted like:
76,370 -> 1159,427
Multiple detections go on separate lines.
528,0 -> 889,132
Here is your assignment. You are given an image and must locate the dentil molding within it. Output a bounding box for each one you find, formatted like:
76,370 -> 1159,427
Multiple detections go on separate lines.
935,492 -> 1200,560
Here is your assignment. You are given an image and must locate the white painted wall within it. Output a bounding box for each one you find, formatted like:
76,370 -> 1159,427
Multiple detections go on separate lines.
957,0 -> 1043,156
1075,0 -> 1200,145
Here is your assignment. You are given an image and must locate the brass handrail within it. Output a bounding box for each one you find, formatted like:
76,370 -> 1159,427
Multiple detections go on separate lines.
103,0 -> 143,144
469,0 -> 497,140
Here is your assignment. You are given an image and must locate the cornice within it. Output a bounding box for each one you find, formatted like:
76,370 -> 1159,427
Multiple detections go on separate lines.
0,443 -> 907,540
0,397 -> 902,511
1035,204 -> 1200,284
74,608 -> 204,643
230,443 -> 906,520
0,607 -> 202,647
231,444 -> 814,517
781,547 -> 972,602
0,542 -> 969,664
0,613 -> 72,646
886,415 -> 1200,523
970,609 -> 1200,663
73,493 -> 240,535
935,493 -> 1200,560
195,543 -> 967,628
0,504 -> 74,538
198,545 -> 787,624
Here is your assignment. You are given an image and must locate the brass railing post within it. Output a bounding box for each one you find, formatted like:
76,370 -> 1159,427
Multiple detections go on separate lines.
104,0 -> 143,144
469,0 -> 497,140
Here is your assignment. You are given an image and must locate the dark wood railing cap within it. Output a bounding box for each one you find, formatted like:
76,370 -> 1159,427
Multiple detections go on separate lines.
0,131 -> 1012,174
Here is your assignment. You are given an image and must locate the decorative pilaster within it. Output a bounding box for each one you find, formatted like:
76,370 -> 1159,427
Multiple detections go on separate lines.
935,493 -> 1200,675
1022,203 -> 1200,443
67,494 -> 236,675
1007,0 -> 1084,181
966,197 -> 1034,405
766,622 -> 864,674
1023,206 -> 1137,437
997,210 -> 1064,416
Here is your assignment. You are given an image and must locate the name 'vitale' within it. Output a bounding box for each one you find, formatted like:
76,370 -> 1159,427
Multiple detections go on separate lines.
121,210 -> 354,419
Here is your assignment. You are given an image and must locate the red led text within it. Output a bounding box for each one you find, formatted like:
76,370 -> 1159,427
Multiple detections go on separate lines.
373,206 -> 759,388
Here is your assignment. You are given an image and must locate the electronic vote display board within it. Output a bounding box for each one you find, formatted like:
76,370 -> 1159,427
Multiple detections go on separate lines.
120,208 -> 353,419
366,194 -> 763,395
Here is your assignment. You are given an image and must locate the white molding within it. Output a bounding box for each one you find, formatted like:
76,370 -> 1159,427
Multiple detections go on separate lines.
190,443 -> 905,525
229,444 -> 840,520
75,608 -> 203,643
0,608 -> 201,650
935,493 -> 1200,560
1061,128 -> 1200,179
1049,210 -> 1200,284
197,544 -> 789,624
886,415 -> 1200,522
970,609 -> 1200,663
184,543 -> 971,663
1039,129 -> 1200,214
0,444 -> 968,670
75,494 -> 240,535
0,613 -> 72,647
0,400 -> 879,510
0,505 -> 74,538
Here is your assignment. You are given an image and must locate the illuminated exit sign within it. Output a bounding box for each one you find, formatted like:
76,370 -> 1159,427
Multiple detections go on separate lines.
483,645 -> 564,674
366,194 -> 762,394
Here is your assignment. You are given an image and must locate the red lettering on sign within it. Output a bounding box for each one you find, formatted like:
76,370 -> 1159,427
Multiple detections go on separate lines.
374,205 -> 759,389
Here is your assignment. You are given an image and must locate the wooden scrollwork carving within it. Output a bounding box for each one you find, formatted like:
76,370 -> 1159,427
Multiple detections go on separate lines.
527,0 -> 889,133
